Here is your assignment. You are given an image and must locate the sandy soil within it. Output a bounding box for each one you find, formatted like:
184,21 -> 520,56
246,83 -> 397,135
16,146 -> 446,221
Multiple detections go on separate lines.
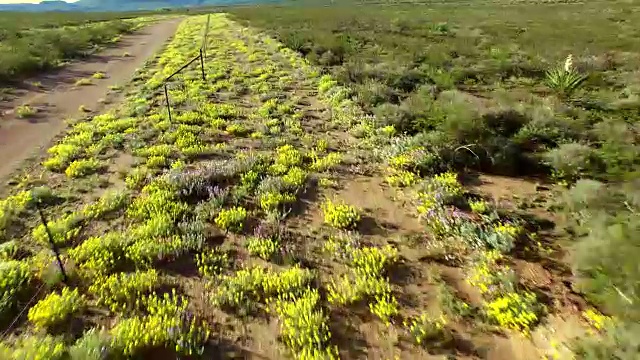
0,18 -> 182,182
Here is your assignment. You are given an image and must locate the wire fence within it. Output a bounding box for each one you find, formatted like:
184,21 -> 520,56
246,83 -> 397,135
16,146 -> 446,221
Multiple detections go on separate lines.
0,283 -> 47,340
1,14 -> 214,341
163,13 -> 211,123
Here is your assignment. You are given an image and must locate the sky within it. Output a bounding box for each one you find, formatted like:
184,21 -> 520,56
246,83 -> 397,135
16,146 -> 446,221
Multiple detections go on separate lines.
0,0 -> 77,3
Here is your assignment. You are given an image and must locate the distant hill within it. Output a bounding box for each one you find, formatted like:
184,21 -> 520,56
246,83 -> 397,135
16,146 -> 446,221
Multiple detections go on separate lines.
0,0 -> 278,12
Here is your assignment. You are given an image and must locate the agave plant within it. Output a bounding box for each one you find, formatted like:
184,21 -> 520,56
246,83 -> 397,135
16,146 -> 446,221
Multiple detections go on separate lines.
545,54 -> 587,98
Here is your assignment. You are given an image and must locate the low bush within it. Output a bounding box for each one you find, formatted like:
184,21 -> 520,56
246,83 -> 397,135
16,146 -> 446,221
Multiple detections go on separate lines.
214,207 -> 248,233
404,313 -> 449,347
0,260 -> 31,319
65,158 -> 101,178
28,287 -> 85,330
561,180 -> 640,323
32,213 -> 83,246
270,289 -> 338,358
484,291 -> 543,334
195,248 -> 230,277
0,335 -> 66,360
321,199 -> 360,229
88,269 -> 158,312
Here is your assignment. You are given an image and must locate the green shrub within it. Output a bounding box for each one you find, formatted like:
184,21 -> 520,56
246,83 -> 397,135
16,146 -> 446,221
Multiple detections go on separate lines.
82,190 -> 129,219
75,78 -> 92,86
247,236 -> 279,261
321,199 -> 360,229
355,79 -> 396,109
15,105 -> 37,118
281,167 -> 308,188
125,167 -> 151,189
404,313 -> 448,346
484,291 -> 544,334
146,155 -> 168,169
212,266 -> 314,311
195,248 -> 230,277
543,143 -> 601,182
68,232 -> 131,278
0,241 -> 18,260
109,292 -> 209,357
88,270 -> 158,312
270,289 -> 338,358
28,287 -> 85,330
0,335 -> 66,360
373,103 -> 410,132
214,207 -> 248,232
563,182 -> 640,322
310,153 -> 342,172
350,245 -> 398,279
327,273 -> 391,306
69,328 -> 111,360
32,213 -> 83,246
369,293 -> 399,326
0,190 -> 35,235
258,191 -> 296,212
571,321 -> 640,360
65,158 -> 101,178
127,182 -> 189,221
545,54 -> 587,98
0,260 -> 31,318
43,144 -> 83,171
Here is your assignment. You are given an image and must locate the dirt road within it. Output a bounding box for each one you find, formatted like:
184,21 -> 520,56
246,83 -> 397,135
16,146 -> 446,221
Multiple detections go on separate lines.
0,18 -> 182,182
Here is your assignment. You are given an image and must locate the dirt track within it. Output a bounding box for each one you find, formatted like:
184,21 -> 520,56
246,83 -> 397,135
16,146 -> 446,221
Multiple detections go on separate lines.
0,18 -> 181,182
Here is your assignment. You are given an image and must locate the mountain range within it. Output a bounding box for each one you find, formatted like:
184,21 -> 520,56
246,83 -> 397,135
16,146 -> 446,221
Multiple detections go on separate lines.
0,0 -> 270,12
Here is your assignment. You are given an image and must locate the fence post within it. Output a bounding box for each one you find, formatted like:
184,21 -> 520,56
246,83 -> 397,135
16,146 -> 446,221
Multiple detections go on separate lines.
35,201 -> 67,283
202,14 -> 210,60
200,49 -> 206,82
164,84 -> 172,123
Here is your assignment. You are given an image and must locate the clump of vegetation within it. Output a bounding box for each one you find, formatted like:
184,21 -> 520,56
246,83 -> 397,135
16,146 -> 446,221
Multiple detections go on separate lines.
74,78 -> 93,86
545,54 -> 587,99
0,260 -> 31,318
485,292 -> 543,334
0,334 -> 66,360
15,105 -> 37,118
215,207 -> 248,233
321,199 -> 360,229
32,213 -> 83,246
310,152 -> 342,172
195,248 -> 230,277
28,287 -> 85,330
369,293 -> 399,326
88,269 -> 158,312
270,289 -> 338,359
404,313 -> 449,346
108,292 -> 210,357
212,266 -> 314,313
65,158 -> 101,178
82,190 -> 129,220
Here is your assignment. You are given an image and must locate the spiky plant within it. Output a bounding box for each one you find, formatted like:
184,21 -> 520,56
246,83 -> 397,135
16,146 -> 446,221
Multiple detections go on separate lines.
545,54 -> 587,98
